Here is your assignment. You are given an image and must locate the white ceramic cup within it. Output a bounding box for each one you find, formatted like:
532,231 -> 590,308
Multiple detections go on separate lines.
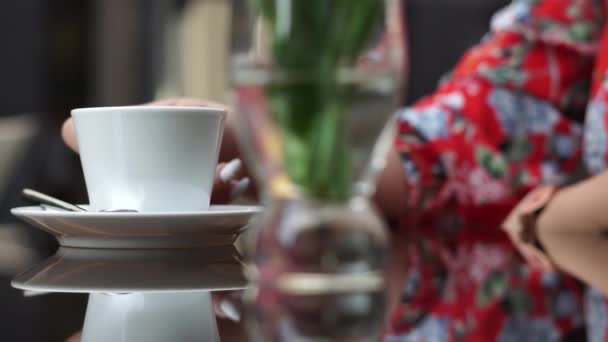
72,106 -> 226,212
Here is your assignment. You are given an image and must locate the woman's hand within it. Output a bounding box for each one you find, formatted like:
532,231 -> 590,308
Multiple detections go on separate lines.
502,186 -> 558,272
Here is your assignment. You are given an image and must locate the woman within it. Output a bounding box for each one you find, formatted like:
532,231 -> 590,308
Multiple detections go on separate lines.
384,0 -> 607,339
388,0 -> 608,340
62,0 -> 608,341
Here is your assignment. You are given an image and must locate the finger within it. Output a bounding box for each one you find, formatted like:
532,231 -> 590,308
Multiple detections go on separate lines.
211,159 -> 248,204
230,178 -> 250,200
148,97 -> 229,110
501,200 -> 526,236
212,292 -> 242,322
221,157 -> 250,200
518,244 -> 556,273
219,159 -> 244,183
65,331 -> 82,342
61,118 -> 79,153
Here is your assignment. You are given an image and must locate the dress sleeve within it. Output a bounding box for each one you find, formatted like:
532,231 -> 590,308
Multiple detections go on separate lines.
395,0 -> 604,227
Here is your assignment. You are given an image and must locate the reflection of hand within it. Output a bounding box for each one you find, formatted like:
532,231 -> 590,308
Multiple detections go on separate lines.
502,186 -> 558,272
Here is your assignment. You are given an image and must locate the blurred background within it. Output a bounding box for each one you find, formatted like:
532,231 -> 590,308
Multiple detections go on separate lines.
0,0 -> 508,340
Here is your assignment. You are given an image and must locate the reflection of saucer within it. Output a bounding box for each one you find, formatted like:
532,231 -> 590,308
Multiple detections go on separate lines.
12,246 -> 247,293
11,205 -> 262,248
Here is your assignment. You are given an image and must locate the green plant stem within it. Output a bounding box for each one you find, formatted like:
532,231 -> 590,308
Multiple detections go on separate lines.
249,0 -> 383,202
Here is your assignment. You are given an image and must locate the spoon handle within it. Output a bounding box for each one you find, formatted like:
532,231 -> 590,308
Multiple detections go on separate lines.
22,188 -> 87,212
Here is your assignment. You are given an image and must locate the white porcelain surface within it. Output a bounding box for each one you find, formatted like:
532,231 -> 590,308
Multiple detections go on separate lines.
72,106 -> 226,212
82,292 -> 219,342
12,246 -> 247,293
11,205 -> 261,248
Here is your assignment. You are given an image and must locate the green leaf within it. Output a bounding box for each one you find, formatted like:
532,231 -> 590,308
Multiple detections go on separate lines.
513,168 -> 529,186
504,136 -> 532,161
482,67 -> 527,87
503,288 -> 533,315
538,20 -> 554,33
476,146 -> 508,178
568,22 -> 594,41
566,5 -> 581,19
477,271 -> 509,306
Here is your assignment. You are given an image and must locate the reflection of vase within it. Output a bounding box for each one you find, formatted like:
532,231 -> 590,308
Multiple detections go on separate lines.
229,1 -> 406,340
243,198 -> 389,341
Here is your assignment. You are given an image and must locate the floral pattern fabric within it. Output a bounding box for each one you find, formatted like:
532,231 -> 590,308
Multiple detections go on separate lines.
388,0 -> 608,341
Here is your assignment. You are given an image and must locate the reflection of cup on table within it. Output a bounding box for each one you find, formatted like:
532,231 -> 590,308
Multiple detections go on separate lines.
72,106 -> 226,212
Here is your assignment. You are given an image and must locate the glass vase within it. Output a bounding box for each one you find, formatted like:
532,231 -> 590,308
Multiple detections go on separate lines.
228,0 -> 407,340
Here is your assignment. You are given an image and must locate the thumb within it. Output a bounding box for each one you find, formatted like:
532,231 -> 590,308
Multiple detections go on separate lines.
212,291 -> 243,322
61,118 -> 79,153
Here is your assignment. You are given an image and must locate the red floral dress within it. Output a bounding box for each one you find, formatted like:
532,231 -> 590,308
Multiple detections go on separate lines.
388,1 -> 608,341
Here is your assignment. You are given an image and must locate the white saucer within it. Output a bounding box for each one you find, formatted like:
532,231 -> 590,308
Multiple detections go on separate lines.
11,205 -> 262,248
12,246 -> 247,293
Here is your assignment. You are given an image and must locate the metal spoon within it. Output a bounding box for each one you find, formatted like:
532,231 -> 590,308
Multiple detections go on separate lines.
22,188 -> 138,213
23,188 -> 87,212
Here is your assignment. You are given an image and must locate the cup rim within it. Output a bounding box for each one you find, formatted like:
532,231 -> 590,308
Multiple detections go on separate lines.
71,106 -> 227,117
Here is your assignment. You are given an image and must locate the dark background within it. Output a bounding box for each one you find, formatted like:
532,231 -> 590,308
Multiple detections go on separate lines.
0,0 -> 508,340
